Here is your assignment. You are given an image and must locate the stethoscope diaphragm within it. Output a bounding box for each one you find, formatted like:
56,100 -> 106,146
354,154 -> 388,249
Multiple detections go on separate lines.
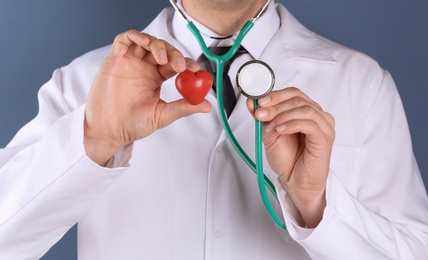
236,60 -> 275,99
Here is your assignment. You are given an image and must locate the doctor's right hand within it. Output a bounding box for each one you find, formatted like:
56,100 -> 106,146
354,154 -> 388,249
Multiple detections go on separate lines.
84,30 -> 212,165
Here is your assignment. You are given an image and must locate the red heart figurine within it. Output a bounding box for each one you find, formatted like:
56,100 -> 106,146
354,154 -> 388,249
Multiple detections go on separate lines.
175,70 -> 213,105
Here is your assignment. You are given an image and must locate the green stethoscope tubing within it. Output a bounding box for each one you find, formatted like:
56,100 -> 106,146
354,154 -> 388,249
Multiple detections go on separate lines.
187,21 -> 287,230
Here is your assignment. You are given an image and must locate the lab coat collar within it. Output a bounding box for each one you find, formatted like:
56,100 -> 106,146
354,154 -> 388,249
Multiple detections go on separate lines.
275,4 -> 337,63
143,4 -> 337,65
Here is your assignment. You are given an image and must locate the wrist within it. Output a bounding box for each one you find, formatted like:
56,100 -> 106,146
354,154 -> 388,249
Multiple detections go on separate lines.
83,120 -> 123,166
284,183 -> 326,228
295,190 -> 326,228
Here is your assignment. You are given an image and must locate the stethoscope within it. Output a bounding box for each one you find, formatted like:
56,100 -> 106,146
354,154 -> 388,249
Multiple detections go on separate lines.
170,0 -> 286,230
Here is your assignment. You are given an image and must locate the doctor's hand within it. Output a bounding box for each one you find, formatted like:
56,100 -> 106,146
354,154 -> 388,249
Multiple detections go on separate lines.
247,87 -> 335,228
84,30 -> 212,165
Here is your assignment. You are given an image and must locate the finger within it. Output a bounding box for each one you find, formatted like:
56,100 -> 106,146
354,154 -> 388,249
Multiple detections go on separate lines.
255,96 -> 323,122
125,44 -> 147,59
137,55 -> 198,83
139,35 -> 187,72
115,32 -> 186,73
258,87 -> 322,111
269,105 -> 335,140
274,118 -> 334,149
110,30 -> 150,57
185,58 -> 200,72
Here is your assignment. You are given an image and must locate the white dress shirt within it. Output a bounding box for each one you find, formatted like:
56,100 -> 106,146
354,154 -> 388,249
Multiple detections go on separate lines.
0,1 -> 427,259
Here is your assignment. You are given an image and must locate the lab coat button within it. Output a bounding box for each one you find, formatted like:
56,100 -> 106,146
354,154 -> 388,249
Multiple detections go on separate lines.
214,230 -> 223,238
217,146 -> 223,153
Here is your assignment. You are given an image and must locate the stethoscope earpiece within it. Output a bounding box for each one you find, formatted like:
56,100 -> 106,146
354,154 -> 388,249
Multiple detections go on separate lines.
236,60 -> 275,99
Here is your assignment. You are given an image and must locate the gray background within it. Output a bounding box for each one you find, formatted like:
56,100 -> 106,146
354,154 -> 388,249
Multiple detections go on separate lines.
0,0 -> 426,258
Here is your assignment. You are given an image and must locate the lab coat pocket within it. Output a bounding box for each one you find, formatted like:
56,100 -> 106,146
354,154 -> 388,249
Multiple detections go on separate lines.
329,144 -> 362,196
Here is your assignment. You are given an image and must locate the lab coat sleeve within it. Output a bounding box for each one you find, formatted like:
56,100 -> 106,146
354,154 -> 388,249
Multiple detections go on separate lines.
275,70 -> 428,259
0,67 -> 130,259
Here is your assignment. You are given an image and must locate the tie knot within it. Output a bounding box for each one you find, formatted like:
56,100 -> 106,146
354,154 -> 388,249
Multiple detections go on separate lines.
208,46 -> 231,56
208,45 -> 247,56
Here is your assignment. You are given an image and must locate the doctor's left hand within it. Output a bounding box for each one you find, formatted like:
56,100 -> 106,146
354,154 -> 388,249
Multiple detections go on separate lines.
247,87 -> 335,228
84,30 -> 212,166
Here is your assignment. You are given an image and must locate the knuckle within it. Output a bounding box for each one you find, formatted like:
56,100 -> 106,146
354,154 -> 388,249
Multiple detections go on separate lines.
301,105 -> 316,115
170,48 -> 183,57
287,86 -> 300,93
141,32 -> 155,39
309,119 -> 319,129
291,96 -> 307,107
158,38 -> 168,45
272,105 -> 281,116
152,38 -> 164,47
128,29 -> 139,34
324,112 -> 336,127
327,127 -> 336,143
113,33 -> 123,42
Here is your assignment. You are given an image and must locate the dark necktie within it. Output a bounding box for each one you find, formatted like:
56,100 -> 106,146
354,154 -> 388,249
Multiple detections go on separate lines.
205,46 -> 247,118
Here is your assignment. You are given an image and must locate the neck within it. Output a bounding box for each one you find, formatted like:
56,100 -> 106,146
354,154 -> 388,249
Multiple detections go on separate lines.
182,0 -> 268,36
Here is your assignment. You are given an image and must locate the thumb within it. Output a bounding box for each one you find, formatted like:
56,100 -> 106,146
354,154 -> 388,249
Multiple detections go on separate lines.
157,99 -> 212,128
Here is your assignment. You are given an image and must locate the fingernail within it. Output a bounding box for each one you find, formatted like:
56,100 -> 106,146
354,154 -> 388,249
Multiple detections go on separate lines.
276,124 -> 286,132
258,95 -> 271,106
159,49 -> 167,63
265,122 -> 275,133
255,108 -> 268,118
176,57 -> 186,70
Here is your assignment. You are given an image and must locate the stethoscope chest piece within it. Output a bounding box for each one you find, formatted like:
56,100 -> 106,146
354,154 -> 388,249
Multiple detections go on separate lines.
236,60 -> 275,99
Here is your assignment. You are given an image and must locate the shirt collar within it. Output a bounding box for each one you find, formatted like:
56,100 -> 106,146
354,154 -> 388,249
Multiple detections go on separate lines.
171,0 -> 280,60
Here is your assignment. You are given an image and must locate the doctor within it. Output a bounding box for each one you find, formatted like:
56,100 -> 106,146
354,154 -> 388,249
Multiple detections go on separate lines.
0,0 -> 427,259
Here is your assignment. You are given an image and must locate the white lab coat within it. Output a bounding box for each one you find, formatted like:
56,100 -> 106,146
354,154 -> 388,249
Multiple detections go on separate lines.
1,4 -> 427,260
